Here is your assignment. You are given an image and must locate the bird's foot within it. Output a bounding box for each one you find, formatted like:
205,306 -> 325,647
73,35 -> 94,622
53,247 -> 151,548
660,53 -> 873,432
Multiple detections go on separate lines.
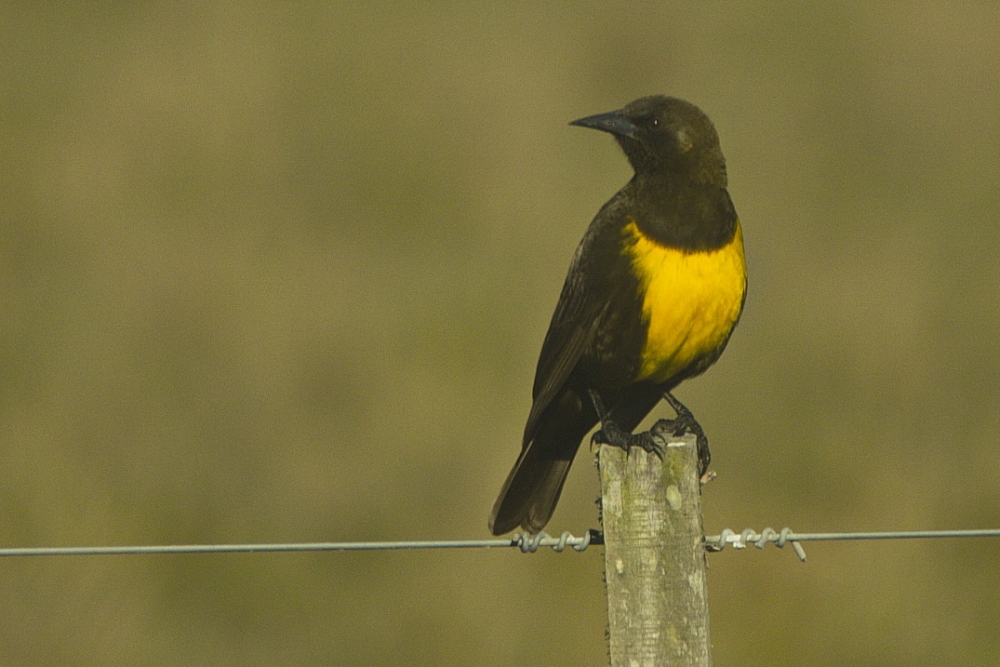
592,420 -> 665,459
656,393 -> 711,476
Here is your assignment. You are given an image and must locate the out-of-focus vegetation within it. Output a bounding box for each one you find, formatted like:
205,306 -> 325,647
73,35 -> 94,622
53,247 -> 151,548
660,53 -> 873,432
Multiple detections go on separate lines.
2,3 -> 999,665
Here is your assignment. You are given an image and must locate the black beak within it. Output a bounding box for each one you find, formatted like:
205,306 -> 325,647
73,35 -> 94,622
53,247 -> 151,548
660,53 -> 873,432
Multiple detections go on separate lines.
569,108 -> 638,139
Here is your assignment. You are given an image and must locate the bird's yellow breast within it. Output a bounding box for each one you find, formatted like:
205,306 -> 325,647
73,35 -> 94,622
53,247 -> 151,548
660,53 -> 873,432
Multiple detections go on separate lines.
623,220 -> 746,384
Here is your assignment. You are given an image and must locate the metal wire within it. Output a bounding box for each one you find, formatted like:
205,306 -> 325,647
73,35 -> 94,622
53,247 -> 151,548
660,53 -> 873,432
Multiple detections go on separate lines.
1,526 -> 997,559
0,530 -> 600,558
704,527 -> 1000,562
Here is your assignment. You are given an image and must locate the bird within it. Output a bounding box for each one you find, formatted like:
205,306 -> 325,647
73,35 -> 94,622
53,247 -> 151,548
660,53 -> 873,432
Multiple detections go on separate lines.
489,95 -> 746,536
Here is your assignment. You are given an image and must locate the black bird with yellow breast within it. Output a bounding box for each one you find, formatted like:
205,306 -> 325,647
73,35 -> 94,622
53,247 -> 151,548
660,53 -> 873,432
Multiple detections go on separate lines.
489,96 -> 746,535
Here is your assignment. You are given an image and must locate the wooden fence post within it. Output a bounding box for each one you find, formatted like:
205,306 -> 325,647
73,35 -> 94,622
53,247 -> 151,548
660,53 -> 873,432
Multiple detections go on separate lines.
598,434 -> 711,666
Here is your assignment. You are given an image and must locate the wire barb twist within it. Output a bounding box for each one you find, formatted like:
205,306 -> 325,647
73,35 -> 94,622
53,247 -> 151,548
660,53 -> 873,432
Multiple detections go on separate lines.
513,530 -> 594,553
706,527 -> 807,561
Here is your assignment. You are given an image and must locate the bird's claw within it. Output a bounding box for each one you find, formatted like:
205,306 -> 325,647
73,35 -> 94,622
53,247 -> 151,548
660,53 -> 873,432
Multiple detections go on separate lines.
651,414 -> 710,476
593,420 -> 666,460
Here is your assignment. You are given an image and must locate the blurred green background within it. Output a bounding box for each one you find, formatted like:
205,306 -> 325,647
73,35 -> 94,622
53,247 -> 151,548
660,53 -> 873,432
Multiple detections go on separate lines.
2,2 -> 999,665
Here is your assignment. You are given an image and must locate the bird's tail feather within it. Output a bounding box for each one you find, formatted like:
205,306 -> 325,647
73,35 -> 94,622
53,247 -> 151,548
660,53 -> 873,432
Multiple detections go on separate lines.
488,442 -> 577,535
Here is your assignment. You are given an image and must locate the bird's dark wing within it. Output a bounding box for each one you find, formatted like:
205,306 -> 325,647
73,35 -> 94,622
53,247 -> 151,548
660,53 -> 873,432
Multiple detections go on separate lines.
490,193 -> 643,535
522,271 -> 604,442
523,192 -> 636,444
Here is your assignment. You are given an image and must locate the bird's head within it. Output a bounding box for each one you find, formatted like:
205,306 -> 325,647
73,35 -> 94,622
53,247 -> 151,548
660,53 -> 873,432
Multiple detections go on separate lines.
570,95 -> 726,187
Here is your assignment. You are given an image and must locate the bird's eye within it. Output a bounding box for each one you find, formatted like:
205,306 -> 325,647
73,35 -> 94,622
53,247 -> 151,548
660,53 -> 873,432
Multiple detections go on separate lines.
650,118 -> 660,128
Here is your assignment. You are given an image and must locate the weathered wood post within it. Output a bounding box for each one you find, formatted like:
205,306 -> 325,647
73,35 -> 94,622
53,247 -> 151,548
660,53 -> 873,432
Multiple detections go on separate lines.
598,434 -> 711,666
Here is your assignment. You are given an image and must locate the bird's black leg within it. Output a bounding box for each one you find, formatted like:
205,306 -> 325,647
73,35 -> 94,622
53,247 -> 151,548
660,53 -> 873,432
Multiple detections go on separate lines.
651,392 -> 710,475
588,389 -> 665,459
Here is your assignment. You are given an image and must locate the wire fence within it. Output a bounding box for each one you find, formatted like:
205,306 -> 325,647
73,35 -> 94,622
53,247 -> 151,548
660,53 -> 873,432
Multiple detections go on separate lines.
2,527 -> 999,559
0,530 -> 599,558
705,527 -> 1000,561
